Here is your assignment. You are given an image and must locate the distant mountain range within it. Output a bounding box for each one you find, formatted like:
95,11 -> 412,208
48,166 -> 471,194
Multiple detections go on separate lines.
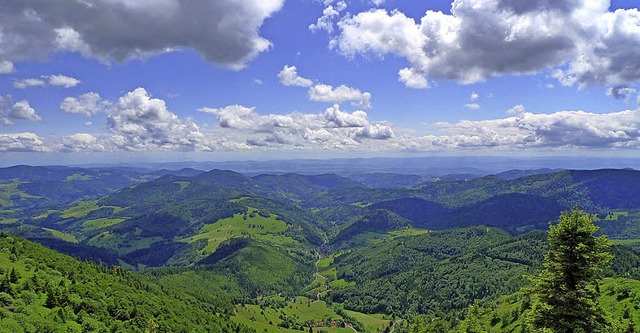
3,164 -> 640,331
39,155 -> 640,177
2,165 -> 640,267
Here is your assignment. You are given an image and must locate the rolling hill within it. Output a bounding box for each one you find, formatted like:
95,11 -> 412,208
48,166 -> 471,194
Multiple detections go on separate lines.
3,165 -> 640,332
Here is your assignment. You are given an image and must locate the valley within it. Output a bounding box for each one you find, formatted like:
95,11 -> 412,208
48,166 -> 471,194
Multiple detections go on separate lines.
2,164 -> 640,332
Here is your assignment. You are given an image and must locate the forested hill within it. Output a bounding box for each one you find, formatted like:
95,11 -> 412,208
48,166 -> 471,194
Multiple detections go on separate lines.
3,167 -> 640,269
0,233 -> 252,332
3,166 -> 640,332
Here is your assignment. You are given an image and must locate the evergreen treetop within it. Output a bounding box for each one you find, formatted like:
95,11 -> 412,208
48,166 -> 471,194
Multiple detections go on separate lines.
529,208 -> 613,333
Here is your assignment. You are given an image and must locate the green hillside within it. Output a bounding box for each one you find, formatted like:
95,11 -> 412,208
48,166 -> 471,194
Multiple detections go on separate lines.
0,233 -> 252,333
327,227 -> 547,317
450,278 -> 640,332
129,236 -> 314,312
4,166 -> 640,332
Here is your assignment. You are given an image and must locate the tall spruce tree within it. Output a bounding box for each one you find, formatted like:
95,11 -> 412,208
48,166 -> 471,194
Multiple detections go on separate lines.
528,208 -> 613,333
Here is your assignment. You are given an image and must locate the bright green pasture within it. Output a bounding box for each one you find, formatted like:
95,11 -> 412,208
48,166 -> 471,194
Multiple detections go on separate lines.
183,208 -> 297,253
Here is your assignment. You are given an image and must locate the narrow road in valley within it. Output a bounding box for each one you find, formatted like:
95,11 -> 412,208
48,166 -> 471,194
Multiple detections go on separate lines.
312,255 -> 321,284
311,242 -> 332,302
312,253 -> 331,302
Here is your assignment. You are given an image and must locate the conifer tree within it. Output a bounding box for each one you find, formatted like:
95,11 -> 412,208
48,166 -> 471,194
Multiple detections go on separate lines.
456,301 -> 486,333
528,208 -> 613,332
9,268 -> 18,283
0,274 -> 13,296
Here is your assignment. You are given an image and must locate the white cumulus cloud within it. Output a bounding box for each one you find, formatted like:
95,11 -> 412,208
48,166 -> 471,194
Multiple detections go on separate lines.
309,84 -> 372,108
107,88 -> 207,151
398,67 -> 429,89
1,96 -> 42,125
332,0 -> 640,88
278,65 -> 313,87
309,1 -> 347,34
606,86 -> 637,102
200,103 -> 393,148
200,105 -> 260,130
0,132 -> 47,152
14,74 -> 81,89
56,133 -> 107,152
278,64 -> 374,107
9,101 -> 41,122
394,108 -> 640,151
60,92 -> 110,117
13,78 -> 46,89
323,104 -> 370,127
46,74 -> 81,88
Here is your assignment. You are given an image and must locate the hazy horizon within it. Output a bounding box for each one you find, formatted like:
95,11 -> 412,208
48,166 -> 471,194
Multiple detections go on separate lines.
3,155 -> 640,179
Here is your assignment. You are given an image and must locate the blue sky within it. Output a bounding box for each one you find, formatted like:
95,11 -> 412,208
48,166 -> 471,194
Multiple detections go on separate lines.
0,0 -> 639,165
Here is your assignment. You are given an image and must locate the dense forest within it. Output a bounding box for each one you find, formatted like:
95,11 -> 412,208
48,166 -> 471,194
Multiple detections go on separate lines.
0,233 -> 251,332
3,165 -> 640,332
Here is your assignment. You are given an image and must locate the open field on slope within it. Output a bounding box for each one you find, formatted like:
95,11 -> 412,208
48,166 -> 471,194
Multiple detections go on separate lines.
0,180 -> 39,207
182,208 -> 299,253
82,217 -> 126,230
61,200 -> 124,219
233,295 -> 386,332
43,227 -> 78,243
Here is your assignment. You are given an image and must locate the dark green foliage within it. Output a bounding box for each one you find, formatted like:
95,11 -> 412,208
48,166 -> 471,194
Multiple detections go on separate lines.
111,198 -> 243,239
0,234 -> 254,332
449,193 -> 563,230
415,169 -> 640,213
201,238 -> 315,296
373,194 -> 563,231
121,240 -> 190,266
607,244 -> 640,280
457,277 -> 640,332
570,169 -> 640,209
330,227 -> 546,317
315,204 -> 366,229
149,167 -> 205,177
456,302 -> 486,333
29,238 -> 121,266
197,237 -> 253,265
529,209 -> 613,332
101,175 -> 246,216
0,166 -> 151,212
152,238 -> 315,298
240,196 -> 327,244
495,169 -> 559,180
6,165 -> 640,332
330,209 -> 412,246
370,198 -> 448,228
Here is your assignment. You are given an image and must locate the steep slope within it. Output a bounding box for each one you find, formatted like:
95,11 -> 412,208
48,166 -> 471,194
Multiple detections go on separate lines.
0,165 -> 152,220
149,237 -> 315,298
328,227 -> 547,316
0,233 -> 252,332
26,172 -> 327,267
370,198 -> 449,228
6,167 -> 640,277
454,277 -> 640,332
330,209 -> 413,248
370,194 -> 562,231
427,169 -> 640,211
366,169 -> 640,232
